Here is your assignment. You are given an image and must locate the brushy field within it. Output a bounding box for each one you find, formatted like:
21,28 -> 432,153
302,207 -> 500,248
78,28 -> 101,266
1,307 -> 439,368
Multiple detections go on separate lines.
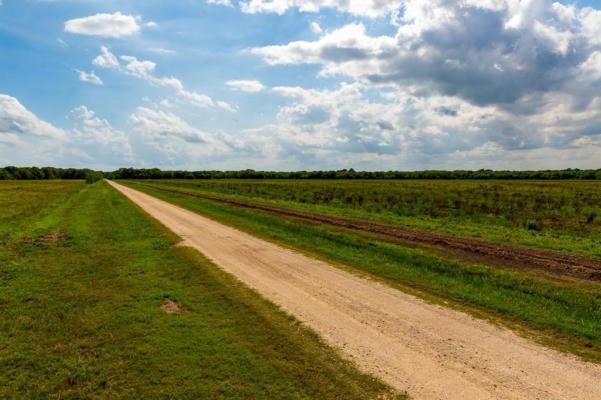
122,181 -> 601,362
135,179 -> 601,258
0,181 -> 404,399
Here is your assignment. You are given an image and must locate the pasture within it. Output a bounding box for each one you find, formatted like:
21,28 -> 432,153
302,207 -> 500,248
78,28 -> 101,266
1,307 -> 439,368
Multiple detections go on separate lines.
0,180 -> 402,399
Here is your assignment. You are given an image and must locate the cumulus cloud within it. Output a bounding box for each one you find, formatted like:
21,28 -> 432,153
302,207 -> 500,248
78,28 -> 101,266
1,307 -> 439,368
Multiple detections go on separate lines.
231,73 -> 601,169
0,96 -> 136,167
64,12 -> 141,38
0,94 -> 66,140
217,101 -> 237,112
70,106 -> 126,146
226,80 -> 265,92
207,0 -> 233,6
16,0 -> 601,170
0,133 -> 22,147
239,0 -> 601,168
129,107 -> 210,143
92,47 -> 234,111
310,21 -> 322,35
251,23 -> 396,66
239,0 -> 402,17
34,105 -> 136,167
120,55 -> 157,78
69,105 -> 134,160
251,1 -> 601,110
76,70 -> 103,85
93,46 -> 120,69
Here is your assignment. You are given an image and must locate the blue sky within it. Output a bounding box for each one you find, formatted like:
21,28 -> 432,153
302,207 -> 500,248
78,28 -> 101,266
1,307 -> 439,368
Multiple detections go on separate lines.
1,0 -> 601,171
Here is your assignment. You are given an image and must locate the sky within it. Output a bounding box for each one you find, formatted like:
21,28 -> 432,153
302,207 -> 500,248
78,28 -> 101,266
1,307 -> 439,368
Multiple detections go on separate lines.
1,0 -> 601,171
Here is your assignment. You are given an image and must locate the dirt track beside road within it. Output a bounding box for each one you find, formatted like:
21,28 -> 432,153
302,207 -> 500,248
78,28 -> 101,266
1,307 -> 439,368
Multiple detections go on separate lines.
109,180 -> 601,400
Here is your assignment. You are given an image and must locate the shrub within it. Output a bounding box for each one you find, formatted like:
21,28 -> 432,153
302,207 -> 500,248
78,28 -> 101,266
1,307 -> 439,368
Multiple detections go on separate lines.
524,219 -> 541,231
85,171 -> 103,184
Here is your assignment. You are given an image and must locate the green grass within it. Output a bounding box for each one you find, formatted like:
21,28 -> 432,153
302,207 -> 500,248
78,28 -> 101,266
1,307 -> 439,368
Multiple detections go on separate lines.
0,181 -> 405,399
0,180 -> 83,237
134,179 -> 601,258
121,181 -> 601,363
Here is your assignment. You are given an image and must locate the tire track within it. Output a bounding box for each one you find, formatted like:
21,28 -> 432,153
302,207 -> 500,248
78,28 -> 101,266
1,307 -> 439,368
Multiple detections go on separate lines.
133,182 -> 601,281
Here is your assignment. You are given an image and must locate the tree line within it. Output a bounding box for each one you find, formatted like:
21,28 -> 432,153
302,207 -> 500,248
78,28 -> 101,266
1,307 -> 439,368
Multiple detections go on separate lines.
0,166 -> 94,180
2,166 -> 601,180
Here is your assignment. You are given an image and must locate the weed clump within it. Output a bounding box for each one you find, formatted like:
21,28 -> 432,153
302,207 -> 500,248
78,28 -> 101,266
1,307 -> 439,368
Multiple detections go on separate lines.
524,219 -> 541,231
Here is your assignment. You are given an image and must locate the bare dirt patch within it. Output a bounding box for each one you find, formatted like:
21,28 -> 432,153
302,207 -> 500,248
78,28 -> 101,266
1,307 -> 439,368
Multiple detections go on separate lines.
161,298 -> 188,314
30,230 -> 72,249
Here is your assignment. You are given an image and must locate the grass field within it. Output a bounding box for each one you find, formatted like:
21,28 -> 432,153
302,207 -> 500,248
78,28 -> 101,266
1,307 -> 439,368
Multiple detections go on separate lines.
121,180 -> 601,362
0,181 -> 404,399
133,179 -> 601,258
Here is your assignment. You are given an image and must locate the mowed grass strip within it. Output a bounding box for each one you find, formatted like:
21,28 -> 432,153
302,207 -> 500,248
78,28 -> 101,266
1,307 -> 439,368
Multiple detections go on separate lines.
0,180 -> 83,237
122,181 -> 601,362
0,181 -> 405,399
137,179 -> 601,258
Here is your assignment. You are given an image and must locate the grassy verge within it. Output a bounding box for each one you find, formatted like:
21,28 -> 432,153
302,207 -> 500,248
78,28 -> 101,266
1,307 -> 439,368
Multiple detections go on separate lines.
0,181 -> 405,399
135,179 -> 601,259
121,181 -> 601,363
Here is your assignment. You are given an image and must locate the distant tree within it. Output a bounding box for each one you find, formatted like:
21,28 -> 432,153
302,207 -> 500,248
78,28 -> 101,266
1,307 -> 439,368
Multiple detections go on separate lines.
85,170 -> 103,184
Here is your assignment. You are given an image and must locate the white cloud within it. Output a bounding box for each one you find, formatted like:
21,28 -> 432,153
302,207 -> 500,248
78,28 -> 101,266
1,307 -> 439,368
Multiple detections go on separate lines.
207,0 -> 233,6
0,94 -> 66,140
226,80 -> 265,92
0,98 -> 134,168
251,23 -> 395,66
217,100 -> 237,112
64,12 -> 141,38
120,55 -> 156,77
70,106 -> 131,148
0,133 -> 22,147
15,0 -> 601,170
310,21 -> 322,35
129,107 -> 210,143
57,38 -> 67,48
69,105 -> 135,163
145,21 -> 158,28
92,47 -> 234,111
93,46 -> 120,69
149,47 -> 176,55
229,74 -> 601,169
251,1 -> 601,113
239,0 -> 402,17
178,89 -> 214,107
76,70 -> 103,85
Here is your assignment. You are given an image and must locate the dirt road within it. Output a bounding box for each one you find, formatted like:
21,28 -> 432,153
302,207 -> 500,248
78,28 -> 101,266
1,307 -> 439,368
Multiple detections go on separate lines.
135,182 -> 601,281
109,180 -> 601,399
